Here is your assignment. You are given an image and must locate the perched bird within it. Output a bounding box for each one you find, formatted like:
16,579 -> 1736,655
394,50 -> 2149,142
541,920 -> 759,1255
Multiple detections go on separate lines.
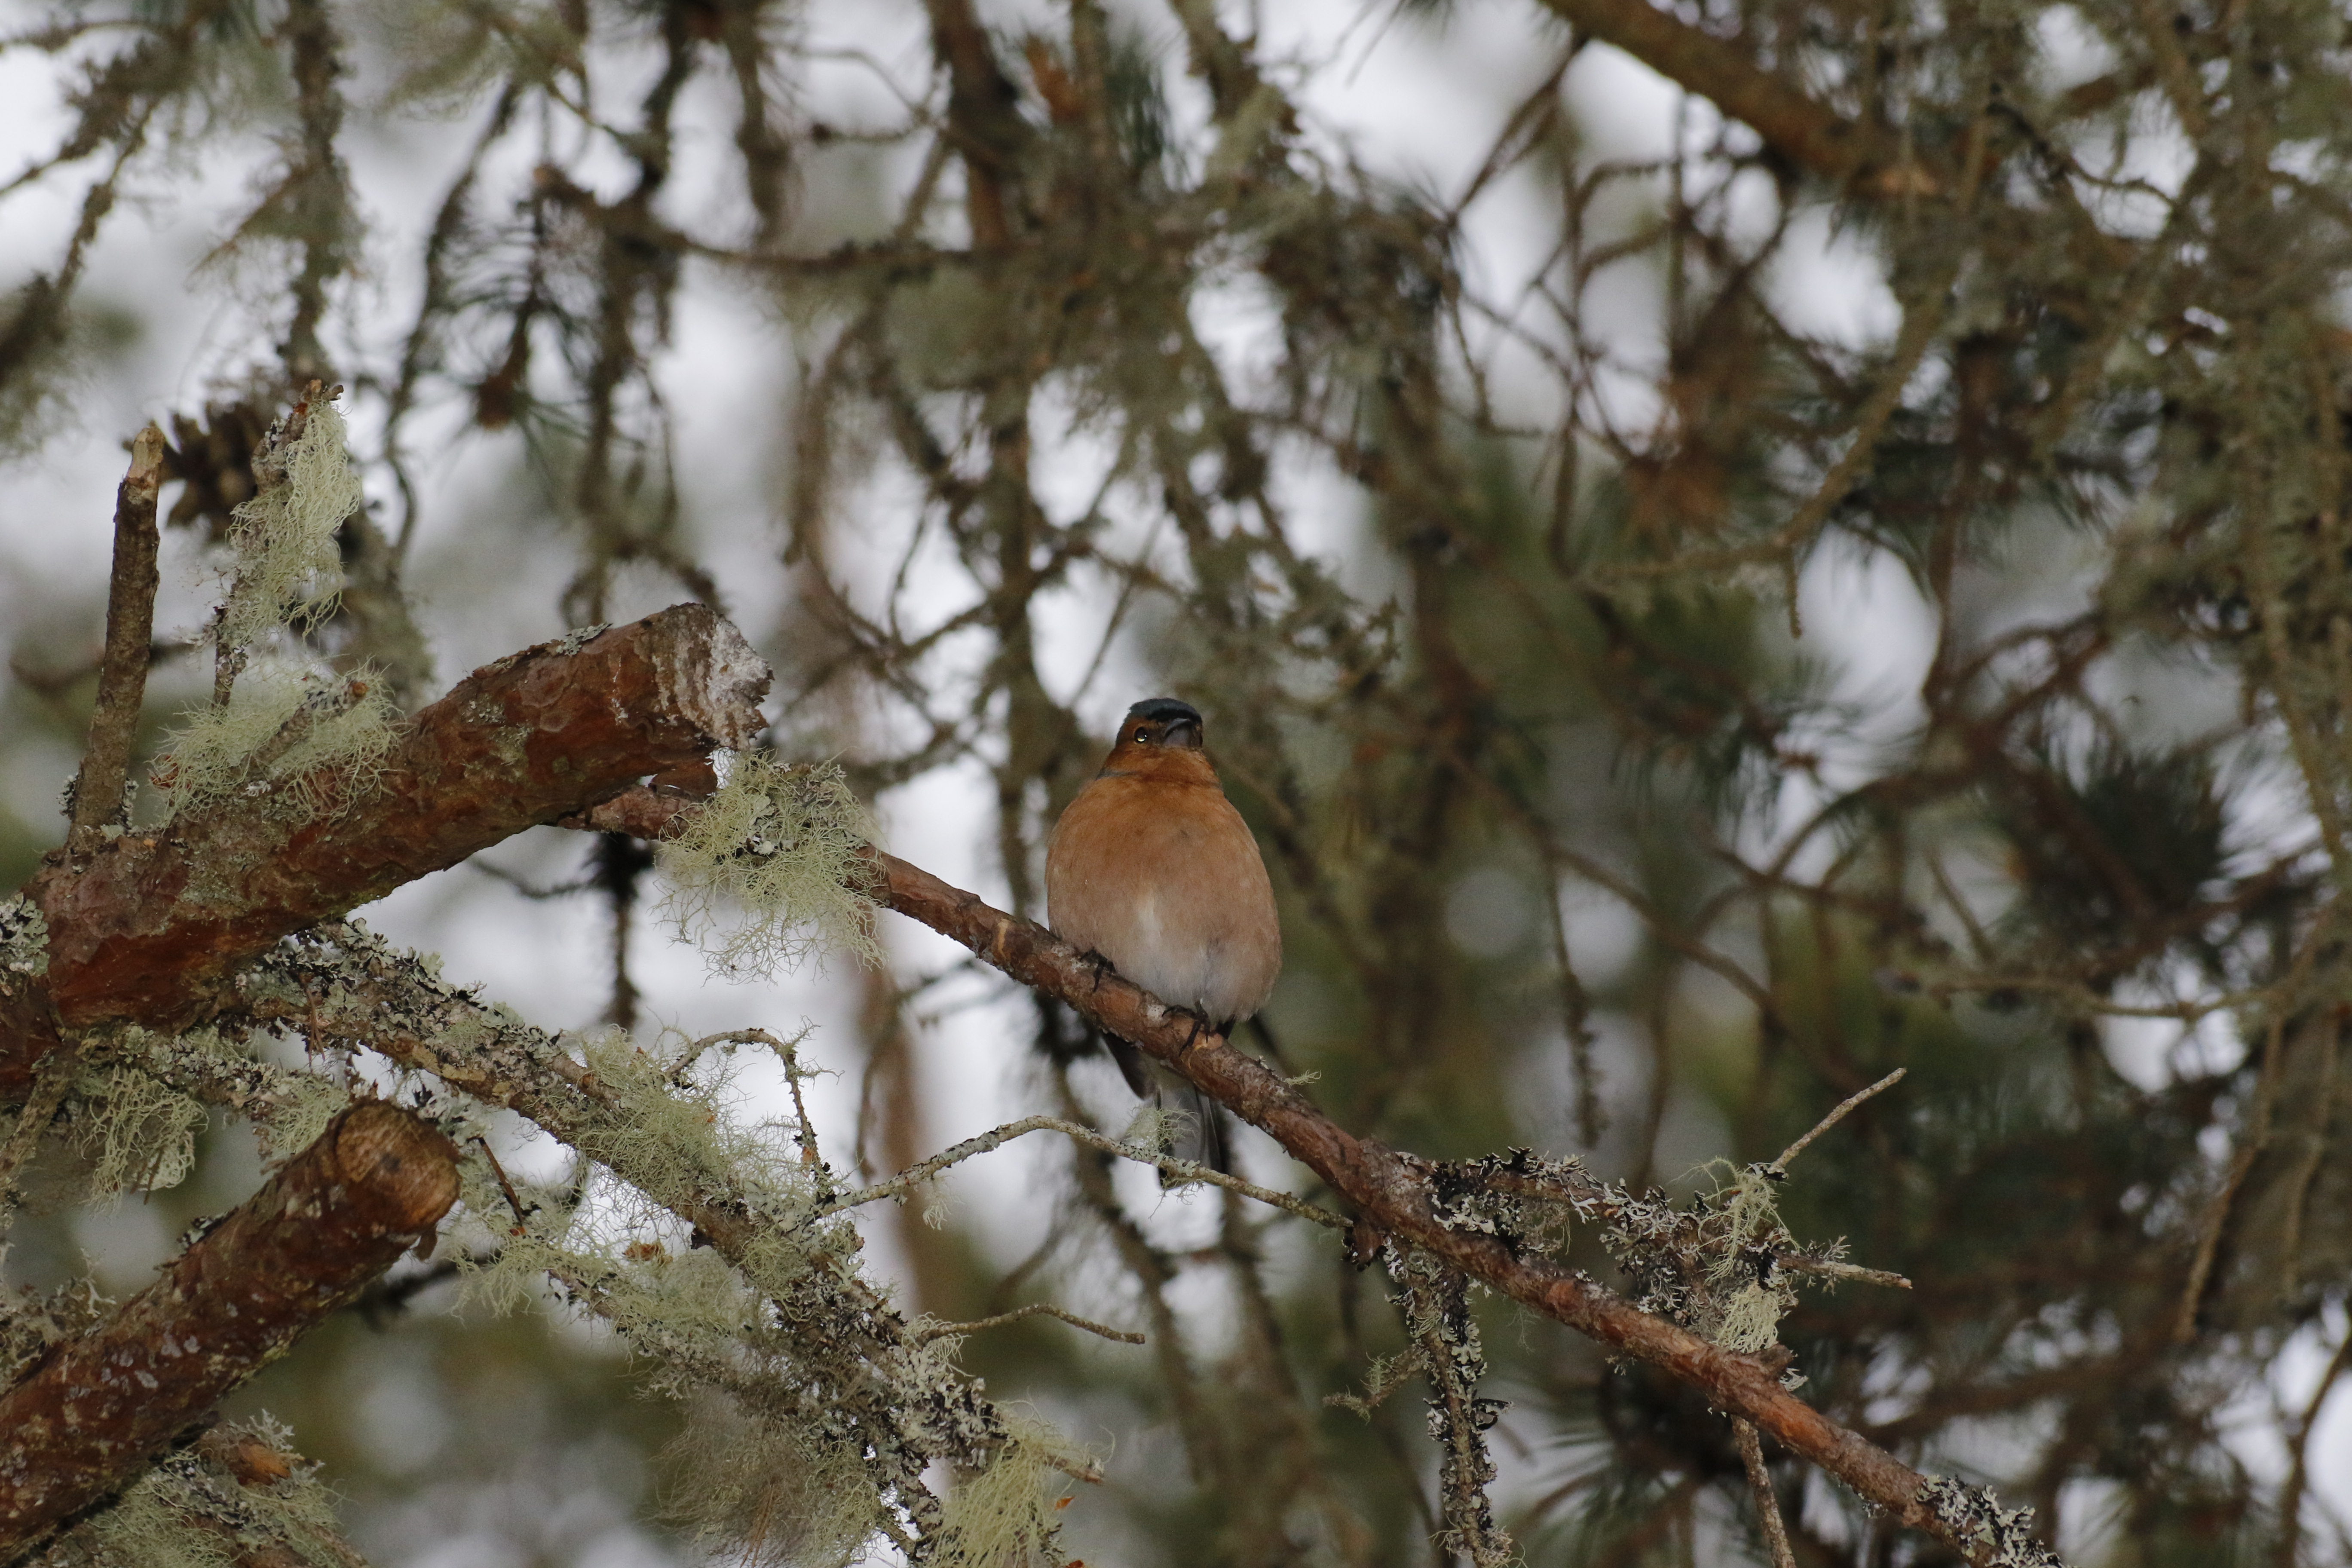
1045,698 -> 1282,1173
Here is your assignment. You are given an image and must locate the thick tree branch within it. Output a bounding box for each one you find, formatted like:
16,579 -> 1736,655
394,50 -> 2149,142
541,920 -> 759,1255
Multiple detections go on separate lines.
4,603 -> 767,1096
64,424 -> 167,861
0,1102 -> 458,1565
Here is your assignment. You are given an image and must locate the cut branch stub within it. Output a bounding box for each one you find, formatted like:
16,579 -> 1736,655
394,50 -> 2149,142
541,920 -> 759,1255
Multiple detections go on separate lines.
10,603 -> 768,1083
0,1102 -> 459,1565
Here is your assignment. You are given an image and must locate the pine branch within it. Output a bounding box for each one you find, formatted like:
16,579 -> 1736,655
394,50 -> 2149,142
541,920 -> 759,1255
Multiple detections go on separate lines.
865,849 -> 2067,1568
0,1103 -> 458,1565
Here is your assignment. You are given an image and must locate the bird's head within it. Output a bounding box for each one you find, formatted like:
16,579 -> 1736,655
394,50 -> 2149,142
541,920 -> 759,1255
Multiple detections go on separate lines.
1102,698 -> 1216,781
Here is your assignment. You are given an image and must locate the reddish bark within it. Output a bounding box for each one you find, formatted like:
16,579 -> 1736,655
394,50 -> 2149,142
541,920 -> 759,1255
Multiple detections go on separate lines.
2,603 -> 768,1097
0,1103 -> 459,1563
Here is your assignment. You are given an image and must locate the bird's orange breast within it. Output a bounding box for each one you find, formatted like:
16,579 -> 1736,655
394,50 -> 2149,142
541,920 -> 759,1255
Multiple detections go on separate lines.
1044,771 -> 1282,1028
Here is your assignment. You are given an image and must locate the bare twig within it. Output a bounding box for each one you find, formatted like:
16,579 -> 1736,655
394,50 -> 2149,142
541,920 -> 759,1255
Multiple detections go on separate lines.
1774,1069 -> 1907,1170
1529,0 -> 1921,191
1776,1255 -> 1913,1291
819,1112 -> 1346,1230
2176,1010 -> 2289,1344
64,424 -> 167,860
2274,1320 -> 2352,1568
1735,1418 -> 1798,1568
916,1303 -> 1145,1346
472,1136 -> 529,1228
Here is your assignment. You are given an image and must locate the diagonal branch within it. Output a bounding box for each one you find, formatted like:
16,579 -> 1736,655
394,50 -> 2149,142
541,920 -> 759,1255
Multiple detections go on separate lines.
1531,0 -> 1920,190
4,602 -> 768,1097
0,1102 -> 458,1565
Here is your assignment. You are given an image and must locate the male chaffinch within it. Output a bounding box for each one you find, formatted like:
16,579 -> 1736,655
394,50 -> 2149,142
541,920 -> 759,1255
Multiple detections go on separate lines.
1045,698 -> 1281,1173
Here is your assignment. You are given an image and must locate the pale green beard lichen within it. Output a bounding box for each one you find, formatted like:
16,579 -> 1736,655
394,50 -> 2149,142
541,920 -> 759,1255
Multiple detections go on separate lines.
144,392 -> 394,828
67,1418 -> 353,1568
1696,1161 -> 1799,1357
150,664 -> 394,823
658,1392 -> 882,1568
252,1070 -> 351,1165
930,1418 -> 1087,1568
216,396 -> 362,655
74,1065 -> 206,1197
657,753 -> 883,980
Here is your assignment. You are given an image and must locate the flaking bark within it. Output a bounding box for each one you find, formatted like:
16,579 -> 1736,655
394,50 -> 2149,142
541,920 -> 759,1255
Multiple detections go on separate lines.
0,1102 -> 459,1564
2,602 -> 769,1095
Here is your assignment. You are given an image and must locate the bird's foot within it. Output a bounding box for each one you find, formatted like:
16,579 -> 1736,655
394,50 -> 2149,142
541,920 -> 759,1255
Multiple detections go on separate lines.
1081,949 -> 1116,992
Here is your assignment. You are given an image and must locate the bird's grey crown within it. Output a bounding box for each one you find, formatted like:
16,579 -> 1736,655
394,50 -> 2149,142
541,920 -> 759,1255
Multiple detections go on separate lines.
1127,697 -> 1202,727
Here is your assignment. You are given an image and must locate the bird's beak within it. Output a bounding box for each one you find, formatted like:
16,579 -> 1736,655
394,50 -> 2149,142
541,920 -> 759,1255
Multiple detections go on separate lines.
1164,719 -> 1202,749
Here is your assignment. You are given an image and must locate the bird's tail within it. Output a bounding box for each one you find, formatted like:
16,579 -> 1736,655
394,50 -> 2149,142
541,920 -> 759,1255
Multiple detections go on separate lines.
1103,1034 -> 1230,1178
1155,1075 -> 1229,1177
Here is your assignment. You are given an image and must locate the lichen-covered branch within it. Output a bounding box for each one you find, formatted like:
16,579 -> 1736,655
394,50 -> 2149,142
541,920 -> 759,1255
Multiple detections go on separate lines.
0,1103 -> 458,1565
3,602 -> 768,1095
232,922 -> 1008,1538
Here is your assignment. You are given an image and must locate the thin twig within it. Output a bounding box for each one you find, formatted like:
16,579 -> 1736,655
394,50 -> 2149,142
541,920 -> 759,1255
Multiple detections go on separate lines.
915,1302 -> 1145,1345
1774,1069 -> 1906,1170
1776,1255 -> 1912,1290
64,424 -> 167,859
2176,1008 -> 2292,1344
1735,1418 -> 1798,1568
818,1113 -> 1346,1230
472,1136 -> 530,1228
2274,1318 -> 2352,1568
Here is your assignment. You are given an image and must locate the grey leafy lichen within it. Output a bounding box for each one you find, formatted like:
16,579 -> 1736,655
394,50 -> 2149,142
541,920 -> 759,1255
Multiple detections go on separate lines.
0,1279 -> 109,1390
0,895 -> 47,986
1917,1475 -> 2067,1568
1329,1237 -> 1516,1568
1388,1246 -> 1515,1568
1599,1161 -> 1822,1382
